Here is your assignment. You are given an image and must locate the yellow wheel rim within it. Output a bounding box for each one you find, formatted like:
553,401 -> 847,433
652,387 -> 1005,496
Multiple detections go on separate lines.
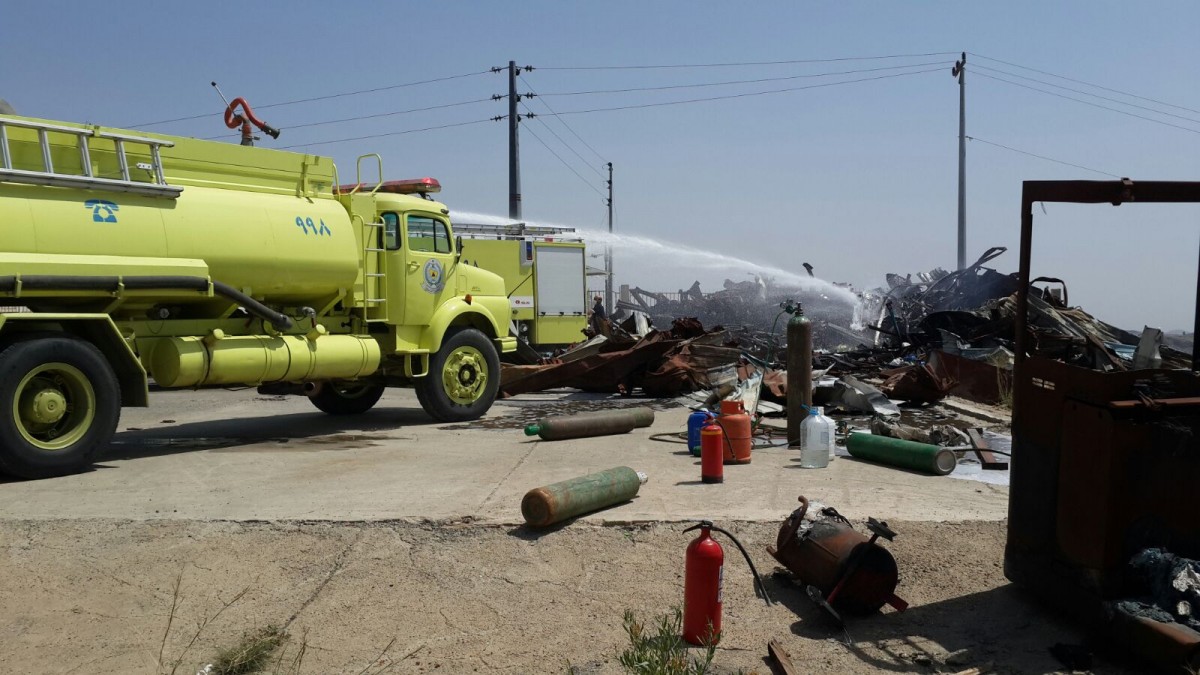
442,346 -> 488,405
13,362 -> 96,451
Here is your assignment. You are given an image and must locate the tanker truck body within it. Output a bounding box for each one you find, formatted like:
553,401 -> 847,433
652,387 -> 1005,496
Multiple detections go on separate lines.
0,114 -> 515,478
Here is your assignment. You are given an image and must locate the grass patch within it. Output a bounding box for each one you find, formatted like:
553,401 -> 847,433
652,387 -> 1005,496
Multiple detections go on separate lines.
616,608 -> 716,675
209,625 -> 287,675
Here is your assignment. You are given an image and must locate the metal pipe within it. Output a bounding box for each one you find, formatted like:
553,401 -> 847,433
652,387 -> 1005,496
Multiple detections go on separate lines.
0,275 -> 293,330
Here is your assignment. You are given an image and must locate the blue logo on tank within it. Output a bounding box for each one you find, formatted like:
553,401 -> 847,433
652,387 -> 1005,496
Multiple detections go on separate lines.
84,199 -> 119,223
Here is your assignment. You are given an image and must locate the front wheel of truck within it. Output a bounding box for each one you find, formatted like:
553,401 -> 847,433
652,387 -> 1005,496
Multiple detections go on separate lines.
416,328 -> 500,422
0,336 -> 121,479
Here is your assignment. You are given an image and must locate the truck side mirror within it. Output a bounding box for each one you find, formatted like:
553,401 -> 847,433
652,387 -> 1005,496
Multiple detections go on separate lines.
455,235 -> 463,261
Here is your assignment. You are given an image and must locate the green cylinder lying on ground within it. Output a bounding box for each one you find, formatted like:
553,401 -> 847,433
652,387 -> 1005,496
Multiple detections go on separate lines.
524,407 -> 655,441
521,466 -> 649,527
846,432 -> 957,476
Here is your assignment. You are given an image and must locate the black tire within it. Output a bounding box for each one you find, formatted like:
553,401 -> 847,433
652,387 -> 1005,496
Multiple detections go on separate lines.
308,382 -> 385,415
416,328 -> 501,422
0,336 -> 120,479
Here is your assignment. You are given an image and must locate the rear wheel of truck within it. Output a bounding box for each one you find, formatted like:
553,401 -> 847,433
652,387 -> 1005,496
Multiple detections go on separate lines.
417,328 -> 500,422
308,383 -> 385,415
0,336 -> 120,479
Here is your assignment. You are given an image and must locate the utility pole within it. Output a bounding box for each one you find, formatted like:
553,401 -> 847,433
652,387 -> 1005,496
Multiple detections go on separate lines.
605,162 -> 614,314
952,52 -> 966,270
508,60 -> 522,220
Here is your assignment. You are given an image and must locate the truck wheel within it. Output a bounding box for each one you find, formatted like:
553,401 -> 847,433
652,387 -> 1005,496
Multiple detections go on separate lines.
417,328 -> 500,422
309,383 -> 385,415
0,337 -> 120,479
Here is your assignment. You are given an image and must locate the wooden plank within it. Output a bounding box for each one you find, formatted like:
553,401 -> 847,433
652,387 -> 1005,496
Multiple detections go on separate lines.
1109,396 -> 1200,409
767,639 -> 800,675
966,428 -> 1008,470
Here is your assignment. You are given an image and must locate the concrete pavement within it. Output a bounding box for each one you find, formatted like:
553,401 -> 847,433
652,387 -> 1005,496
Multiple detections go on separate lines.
0,387 -> 1009,523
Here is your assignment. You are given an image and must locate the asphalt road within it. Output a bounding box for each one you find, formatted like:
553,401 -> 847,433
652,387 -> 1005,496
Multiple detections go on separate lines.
0,387 -> 1009,523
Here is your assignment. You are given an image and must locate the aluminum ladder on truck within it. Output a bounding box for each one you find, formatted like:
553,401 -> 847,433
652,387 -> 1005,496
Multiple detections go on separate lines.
360,216 -> 388,322
453,221 -> 578,240
0,116 -> 182,198
346,154 -> 390,323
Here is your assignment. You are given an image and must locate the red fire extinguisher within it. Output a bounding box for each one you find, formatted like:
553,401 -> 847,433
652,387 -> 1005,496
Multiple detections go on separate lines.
682,520 -> 772,646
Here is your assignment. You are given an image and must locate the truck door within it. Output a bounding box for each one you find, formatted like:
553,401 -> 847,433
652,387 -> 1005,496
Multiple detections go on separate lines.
397,213 -> 455,326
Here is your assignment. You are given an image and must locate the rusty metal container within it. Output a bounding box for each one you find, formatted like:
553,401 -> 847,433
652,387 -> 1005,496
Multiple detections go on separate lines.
1006,180 -> 1200,672
767,496 -> 904,615
521,466 -> 648,527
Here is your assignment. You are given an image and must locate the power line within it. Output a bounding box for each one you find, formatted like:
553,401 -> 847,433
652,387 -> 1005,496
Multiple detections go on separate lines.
535,60 -> 946,96
521,123 -> 606,198
128,70 -> 492,128
966,135 -> 1120,178
200,97 -> 492,140
538,51 -> 957,71
278,118 -> 493,150
520,101 -> 606,179
520,76 -> 607,165
552,67 -> 944,115
971,52 -> 1200,116
972,64 -> 1200,126
973,71 -> 1200,136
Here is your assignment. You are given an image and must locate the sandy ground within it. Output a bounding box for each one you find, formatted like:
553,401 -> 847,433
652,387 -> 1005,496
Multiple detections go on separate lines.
0,388 -> 1140,674
0,518 -> 1139,675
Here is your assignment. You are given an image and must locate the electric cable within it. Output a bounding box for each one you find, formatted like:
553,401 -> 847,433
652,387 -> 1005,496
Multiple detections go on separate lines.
128,70 -> 492,128
200,97 -> 493,140
538,51 -> 958,71
521,123 -> 606,198
551,67 -> 944,115
519,74 -> 607,164
972,64 -> 1200,126
278,118 -> 494,150
973,71 -> 1200,136
536,60 -> 947,96
971,52 -> 1200,116
520,101 -> 606,179
966,135 -> 1121,178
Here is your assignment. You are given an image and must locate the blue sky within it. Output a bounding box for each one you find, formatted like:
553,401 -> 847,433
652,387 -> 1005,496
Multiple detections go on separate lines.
4,1 -> 1199,329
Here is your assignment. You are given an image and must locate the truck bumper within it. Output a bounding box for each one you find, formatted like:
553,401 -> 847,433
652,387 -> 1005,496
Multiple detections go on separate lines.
495,336 -> 517,353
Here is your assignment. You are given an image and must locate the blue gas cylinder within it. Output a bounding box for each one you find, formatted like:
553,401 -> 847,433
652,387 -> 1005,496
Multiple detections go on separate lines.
687,411 -> 712,457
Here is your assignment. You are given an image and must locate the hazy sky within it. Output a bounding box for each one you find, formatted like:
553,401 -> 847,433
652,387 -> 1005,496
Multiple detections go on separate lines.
4,1 -> 1199,329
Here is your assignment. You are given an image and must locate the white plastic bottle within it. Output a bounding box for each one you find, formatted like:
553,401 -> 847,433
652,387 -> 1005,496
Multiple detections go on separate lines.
817,407 -> 837,462
800,408 -> 832,469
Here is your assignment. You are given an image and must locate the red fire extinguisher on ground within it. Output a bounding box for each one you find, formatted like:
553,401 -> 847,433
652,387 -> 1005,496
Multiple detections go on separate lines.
682,520 -> 772,645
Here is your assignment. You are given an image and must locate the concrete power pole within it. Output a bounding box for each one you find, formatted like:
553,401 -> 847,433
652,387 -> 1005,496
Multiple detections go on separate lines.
953,52 -> 966,270
605,162 -> 614,314
508,60 -> 522,220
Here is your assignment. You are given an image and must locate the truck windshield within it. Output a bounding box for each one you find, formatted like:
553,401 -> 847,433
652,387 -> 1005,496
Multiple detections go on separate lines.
407,215 -> 452,254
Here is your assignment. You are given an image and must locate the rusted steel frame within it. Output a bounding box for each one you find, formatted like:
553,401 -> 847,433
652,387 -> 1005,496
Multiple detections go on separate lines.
1016,180 -> 1200,378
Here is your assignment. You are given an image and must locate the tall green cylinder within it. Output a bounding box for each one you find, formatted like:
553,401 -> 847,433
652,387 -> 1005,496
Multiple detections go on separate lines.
521,466 -> 648,527
524,407 -> 655,441
846,432 -> 957,476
